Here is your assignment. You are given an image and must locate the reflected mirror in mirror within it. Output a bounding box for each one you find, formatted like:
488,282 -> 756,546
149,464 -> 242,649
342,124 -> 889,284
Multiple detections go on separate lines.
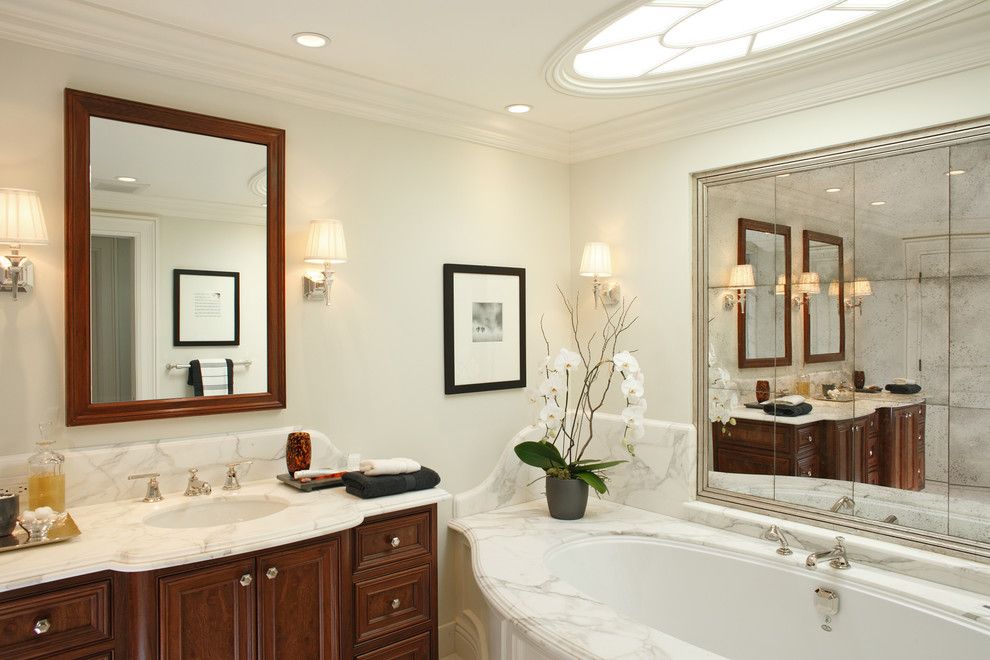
803,231 -> 845,363
89,118 -> 268,403
738,218 -> 791,369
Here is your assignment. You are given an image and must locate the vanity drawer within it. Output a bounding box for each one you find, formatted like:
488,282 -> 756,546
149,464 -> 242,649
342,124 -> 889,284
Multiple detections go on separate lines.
356,631 -> 431,660
0,579 -> 112,659
354,563 -> 431,645
796,454 -> 820,478
354,510 -> 432,572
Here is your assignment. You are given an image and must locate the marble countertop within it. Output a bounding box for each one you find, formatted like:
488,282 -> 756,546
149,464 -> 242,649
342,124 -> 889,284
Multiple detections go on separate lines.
728,392 -> 925,425
0,480 -> 449,593
450,499 -> 990,660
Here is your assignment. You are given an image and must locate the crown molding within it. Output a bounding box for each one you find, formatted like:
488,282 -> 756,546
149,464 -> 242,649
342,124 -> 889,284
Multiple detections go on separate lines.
0,0 -> 571,162
92,190 -> 266,225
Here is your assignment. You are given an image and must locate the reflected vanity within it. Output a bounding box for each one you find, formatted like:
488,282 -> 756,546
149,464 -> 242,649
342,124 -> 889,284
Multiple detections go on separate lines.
698,118 -> 990,557
65,90 -> 286,425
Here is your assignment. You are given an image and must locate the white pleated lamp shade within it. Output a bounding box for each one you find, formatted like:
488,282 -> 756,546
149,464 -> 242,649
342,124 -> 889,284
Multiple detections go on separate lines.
828,280 -> 841,298
850,277 -> 872,298
795,271 -> 821,296
304,219 -> 347,264
0,189 -> 48,246
579,242 -> 612,277
727,264 -> 755,290
774,274 -> 787,296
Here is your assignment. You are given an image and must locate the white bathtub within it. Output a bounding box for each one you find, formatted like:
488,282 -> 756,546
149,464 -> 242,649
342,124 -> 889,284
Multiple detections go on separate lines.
545,536 -> 990,660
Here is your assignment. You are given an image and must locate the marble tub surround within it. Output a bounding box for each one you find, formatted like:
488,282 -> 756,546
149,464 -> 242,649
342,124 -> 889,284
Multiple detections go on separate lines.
0,426 -> 344,507
0,477 -> 449,593
453,414 -> 695,519
450,499 -> 990,660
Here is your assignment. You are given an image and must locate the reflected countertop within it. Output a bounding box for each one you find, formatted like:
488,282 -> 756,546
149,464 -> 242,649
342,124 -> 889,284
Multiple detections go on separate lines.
0,480 -> 449,593
727,392 -> 925,425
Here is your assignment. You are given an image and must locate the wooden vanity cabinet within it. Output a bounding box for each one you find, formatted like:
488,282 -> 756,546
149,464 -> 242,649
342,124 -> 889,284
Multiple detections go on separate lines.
712,419 -> 822,478
878,404 -> 926,491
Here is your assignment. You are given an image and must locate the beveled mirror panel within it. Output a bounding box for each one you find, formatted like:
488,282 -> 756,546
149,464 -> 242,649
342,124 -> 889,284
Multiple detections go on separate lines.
697,117 -> 990,559
66,90 -> 286,425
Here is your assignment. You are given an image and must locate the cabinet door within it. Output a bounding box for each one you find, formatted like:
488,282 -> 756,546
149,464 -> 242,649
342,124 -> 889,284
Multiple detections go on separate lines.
160,558 -> 256,660
258,538 -> 341,660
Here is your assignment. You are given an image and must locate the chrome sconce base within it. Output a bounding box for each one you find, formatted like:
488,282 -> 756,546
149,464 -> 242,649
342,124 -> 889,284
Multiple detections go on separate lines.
303,268 -> 335,306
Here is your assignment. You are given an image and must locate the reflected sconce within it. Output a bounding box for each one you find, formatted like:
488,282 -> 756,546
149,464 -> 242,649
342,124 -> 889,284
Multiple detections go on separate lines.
791,271 -> 820,308
828,280 -> 841,298
723,264 -> 755,311
0,189 -> 49,301
579,241 -> 620,308
303,219 -> 347,307
845,277 -> 872,314
774,274 -> 787,296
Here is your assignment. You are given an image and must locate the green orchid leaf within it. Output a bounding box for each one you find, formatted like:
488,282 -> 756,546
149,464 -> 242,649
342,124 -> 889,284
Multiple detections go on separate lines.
514,441 -> 566,470
574,470 -> 608,494
571,460 -> 626,472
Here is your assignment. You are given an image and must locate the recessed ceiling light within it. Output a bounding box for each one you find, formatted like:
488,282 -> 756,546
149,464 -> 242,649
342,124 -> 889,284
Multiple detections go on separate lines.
505,104 -> 532,114
870,201 -> 886,206
945,169 -> 966,176
115,176 -> 137,183
825,188 -> 841,193
293,32 -> 329,48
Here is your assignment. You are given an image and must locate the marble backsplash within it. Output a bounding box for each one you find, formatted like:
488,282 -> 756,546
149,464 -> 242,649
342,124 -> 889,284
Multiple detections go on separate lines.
0,426 -> 344,507
453,413 -> 696,519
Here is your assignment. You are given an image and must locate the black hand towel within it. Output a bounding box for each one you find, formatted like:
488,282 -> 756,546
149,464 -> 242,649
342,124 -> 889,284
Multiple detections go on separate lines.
762,402 -> 814,417
342,467 -> 441,499
885,383 -> 922,395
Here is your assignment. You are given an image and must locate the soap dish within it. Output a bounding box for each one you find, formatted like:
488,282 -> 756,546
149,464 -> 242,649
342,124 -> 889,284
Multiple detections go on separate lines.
0,513 -> 81,554
276,473 -> 344,492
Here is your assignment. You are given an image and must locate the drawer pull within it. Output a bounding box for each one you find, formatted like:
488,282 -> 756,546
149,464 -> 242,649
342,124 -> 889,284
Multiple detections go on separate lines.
266,567 -> 278,580
240,574 -> 253,587
391,598 -> 401,610
868,450 -> 874,457
805,470 -> 812,477
390,536 -> 401,548
33,617 -> 51,636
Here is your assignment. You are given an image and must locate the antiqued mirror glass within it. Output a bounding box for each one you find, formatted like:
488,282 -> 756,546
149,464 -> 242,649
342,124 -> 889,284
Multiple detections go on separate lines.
698,120 -> 990,557
66,90 -> 286,425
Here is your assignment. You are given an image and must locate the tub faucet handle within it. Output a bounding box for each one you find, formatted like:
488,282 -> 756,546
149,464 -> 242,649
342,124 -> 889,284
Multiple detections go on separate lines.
762,524 -> 792,556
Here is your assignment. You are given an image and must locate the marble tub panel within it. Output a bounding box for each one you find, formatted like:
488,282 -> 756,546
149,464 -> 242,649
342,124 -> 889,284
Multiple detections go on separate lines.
948,407 -> 990,489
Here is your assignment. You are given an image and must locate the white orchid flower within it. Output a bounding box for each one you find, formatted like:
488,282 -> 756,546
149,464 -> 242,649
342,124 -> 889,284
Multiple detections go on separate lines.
621,377 -> 644,400
539,354 -> 555,372
539,375 -> 565,398
554,348 -> 582,372
613,351 -> 640,374
524,387 -> 543,404
539,403 -> 564,429
632,398 -> 648,414
621,405 -> 644,428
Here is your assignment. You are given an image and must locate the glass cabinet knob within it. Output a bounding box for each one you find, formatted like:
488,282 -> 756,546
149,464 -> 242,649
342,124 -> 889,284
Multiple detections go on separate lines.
240,574 -> 253,587
390,536 -> 401,548
33,618 -> 51,635
391,598 -> 401,610
266,567 -> 278,580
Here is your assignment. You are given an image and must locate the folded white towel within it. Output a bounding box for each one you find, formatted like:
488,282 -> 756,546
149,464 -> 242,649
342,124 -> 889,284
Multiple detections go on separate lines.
771,395 -> 806,406
360,458 -> 421,476
892,378 -> 917,385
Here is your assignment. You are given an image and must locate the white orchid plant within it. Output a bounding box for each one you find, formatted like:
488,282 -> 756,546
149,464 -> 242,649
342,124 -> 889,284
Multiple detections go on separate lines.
514,290 -> 642,494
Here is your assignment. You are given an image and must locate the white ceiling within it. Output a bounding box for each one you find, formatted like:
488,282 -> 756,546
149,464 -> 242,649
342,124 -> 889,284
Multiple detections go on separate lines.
2,0 -> 989,161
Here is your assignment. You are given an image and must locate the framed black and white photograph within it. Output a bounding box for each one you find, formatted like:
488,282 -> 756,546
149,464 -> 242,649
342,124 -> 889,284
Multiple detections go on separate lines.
173,269 -> 240,346
443,264 -> 525,394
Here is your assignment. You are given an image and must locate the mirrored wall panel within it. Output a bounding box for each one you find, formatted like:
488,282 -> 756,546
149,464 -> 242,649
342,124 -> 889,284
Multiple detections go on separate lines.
700,124 -> 990,551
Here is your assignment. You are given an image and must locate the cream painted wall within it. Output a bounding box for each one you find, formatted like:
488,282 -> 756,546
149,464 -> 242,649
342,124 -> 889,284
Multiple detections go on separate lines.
569,64 -> 990,425
0,38 -> 571,497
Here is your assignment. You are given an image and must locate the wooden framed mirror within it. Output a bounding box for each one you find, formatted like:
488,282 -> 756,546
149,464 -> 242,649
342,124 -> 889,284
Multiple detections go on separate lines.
802,230 -> 845,363
65,90 -> 286,425
737,218 -> 791,369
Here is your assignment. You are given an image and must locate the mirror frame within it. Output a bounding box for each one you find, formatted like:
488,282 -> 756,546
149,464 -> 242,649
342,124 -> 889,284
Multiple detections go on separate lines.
65,89 -> 286,425
802,230 -> 846,364
736,217 -> 792,369
695,115 -> 990,561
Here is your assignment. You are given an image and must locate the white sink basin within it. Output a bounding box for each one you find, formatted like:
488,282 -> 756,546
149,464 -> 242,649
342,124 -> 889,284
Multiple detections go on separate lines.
144,497 -> 289,529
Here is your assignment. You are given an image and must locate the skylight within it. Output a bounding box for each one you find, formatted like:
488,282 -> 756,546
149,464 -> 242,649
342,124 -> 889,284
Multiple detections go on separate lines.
567,0 -> 914,84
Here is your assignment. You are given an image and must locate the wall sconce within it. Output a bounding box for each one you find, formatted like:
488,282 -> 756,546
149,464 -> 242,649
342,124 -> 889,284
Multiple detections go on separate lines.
579,241 -> 620,308
844,277 -> 872,314
0,189 -> 48,301
791,271 -> 820,308
303,219 -> 347,306
723,264 -> 755,311
774,274 -> 787,296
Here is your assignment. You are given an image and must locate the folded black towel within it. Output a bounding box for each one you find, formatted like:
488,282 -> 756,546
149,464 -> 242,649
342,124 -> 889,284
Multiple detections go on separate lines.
762,402 -> 814,417
885,383 -> 922,395
341,467 -> 441,499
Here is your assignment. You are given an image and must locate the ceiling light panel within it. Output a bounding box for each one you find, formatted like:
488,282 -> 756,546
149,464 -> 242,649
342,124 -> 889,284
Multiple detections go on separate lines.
575,37 -> 683,79
585,6 -> 695,49
662,0 -> 838,48
836,0 -> 907,7
752,10 -> 873,52
651,36 -> 751,73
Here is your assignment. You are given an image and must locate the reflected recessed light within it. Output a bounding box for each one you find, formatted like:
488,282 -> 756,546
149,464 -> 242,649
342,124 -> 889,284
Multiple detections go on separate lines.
825,188 -> 841,193
115,176 -> 137,183
293,32 -> 329,48
945,169 -> 966,176
776,173 -> 790,178
870,201 -> 886,206
505,104 -> 532,114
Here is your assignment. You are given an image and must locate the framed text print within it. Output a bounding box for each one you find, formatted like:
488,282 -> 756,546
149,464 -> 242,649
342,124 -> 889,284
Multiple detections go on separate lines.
173,269 -> 240,346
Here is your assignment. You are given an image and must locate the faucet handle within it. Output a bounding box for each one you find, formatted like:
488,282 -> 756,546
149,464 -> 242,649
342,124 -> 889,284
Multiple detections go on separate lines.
223,461 -> 253,491
835,536 -> 846,549
128,472 -> 163,503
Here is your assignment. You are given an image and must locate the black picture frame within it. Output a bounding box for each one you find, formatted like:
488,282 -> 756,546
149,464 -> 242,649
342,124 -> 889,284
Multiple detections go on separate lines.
443,263 -> 526,395
173,269 -> 241,346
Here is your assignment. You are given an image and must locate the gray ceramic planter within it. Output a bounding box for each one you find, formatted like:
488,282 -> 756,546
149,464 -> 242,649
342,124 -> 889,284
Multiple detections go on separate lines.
545,476 -> 589,520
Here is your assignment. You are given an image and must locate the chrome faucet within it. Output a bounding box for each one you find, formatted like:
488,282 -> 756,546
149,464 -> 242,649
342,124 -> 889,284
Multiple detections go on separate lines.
184,468 -> 212,497
805,536 -> 850,570
222,461 -> 252,491
829,496 -> 855,513
128,472 -> 163,503
761,524 -> 793,556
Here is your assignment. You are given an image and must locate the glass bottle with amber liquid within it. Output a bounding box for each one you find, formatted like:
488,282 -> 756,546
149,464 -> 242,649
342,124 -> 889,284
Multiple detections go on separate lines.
27,423 -> 65,511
